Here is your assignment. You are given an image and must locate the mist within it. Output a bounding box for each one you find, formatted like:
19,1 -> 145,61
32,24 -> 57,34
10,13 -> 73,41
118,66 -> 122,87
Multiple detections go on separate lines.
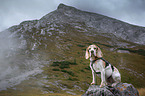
0,31 -> 43,90
0,31 -> 18,90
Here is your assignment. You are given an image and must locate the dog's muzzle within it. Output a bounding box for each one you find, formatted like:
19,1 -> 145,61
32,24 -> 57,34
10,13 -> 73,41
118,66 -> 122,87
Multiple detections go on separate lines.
91,50 -> 94,54
90,50 -> 95,57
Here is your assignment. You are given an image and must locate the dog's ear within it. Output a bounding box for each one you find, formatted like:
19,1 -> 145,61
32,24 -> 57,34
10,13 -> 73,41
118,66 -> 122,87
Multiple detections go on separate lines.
85,47 -> 90,59
96,47 -> 103,57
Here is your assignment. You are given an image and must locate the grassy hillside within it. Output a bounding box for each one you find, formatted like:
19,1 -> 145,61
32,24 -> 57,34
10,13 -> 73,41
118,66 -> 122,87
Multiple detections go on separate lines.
0,36 -> 144,96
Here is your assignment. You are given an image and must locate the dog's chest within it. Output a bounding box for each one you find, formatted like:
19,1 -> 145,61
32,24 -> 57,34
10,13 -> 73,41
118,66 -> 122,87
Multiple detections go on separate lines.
92,60 -> 103,72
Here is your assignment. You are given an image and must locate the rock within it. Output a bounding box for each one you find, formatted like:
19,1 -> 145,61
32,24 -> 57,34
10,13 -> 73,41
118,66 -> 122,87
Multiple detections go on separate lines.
82,83 -> 139,96
115,83 -> 139,96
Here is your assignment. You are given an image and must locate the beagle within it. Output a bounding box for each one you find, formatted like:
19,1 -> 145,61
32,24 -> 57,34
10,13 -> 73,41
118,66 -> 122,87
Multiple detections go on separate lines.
85,44 -> 121,87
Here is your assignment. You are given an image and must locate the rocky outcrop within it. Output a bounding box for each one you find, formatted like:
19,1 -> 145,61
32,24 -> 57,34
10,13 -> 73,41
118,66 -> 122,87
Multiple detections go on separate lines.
82,83 -> 139,96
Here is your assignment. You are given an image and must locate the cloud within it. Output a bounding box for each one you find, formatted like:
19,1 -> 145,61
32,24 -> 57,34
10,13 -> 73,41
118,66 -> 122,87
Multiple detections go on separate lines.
0,0 -> 58,31
0,0 -> 145,31
59,0 -> 145,27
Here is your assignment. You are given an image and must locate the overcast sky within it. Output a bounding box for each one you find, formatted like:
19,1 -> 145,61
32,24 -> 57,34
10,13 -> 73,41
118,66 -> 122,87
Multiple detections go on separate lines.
0,0 -> 145,31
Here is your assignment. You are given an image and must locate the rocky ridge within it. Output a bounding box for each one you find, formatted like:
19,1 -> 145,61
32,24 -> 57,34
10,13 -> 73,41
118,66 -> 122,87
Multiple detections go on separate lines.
5,3 -> 145,46
42,3 -> 145,45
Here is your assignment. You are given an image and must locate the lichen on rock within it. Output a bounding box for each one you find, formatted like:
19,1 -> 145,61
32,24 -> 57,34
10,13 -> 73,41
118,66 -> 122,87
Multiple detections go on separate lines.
82,83 -> 139,96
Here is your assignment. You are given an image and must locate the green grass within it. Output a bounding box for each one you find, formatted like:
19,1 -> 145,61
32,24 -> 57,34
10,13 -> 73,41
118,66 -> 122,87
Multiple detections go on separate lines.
1,42 -> 144,96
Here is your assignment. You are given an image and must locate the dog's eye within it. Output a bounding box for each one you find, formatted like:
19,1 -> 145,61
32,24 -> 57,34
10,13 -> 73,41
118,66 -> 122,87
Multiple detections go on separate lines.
94,48 -> 98,50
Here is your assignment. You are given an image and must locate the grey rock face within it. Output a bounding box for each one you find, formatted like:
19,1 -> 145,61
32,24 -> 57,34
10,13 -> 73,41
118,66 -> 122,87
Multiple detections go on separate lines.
82,83 -> 139,96
55,4 -> 145,45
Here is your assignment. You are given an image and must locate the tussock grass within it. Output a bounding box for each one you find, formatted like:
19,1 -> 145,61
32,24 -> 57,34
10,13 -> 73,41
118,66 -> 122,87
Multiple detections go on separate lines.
138,88 -> 145,96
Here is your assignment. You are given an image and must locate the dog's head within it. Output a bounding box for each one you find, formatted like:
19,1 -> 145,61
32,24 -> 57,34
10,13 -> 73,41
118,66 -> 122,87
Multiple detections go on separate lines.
85,45 -> 103,59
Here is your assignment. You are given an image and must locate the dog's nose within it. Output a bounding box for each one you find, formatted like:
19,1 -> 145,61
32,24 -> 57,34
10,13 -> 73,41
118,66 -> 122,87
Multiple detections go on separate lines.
91,50 -> 94,53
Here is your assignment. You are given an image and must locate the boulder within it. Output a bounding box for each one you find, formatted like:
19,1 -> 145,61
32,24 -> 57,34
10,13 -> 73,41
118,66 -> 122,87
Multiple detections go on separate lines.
82,83 -> 139,96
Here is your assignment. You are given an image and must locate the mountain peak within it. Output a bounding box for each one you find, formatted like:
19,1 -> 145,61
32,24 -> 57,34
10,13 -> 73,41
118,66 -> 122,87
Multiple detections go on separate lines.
57,3 -> 67,9
57,3 -> 78,11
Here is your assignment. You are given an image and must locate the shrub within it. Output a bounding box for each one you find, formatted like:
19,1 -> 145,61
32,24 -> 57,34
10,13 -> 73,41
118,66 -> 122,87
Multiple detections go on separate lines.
51,60 -> 77,69
68,77 -> 78,81
61,70 -> 74,76
59,64 -> 70,69
77,44 -> 85,47
51,61 -> 60,66
52,68 -> 60,71
85,66 -> 90,70
61,61 -> 77,65
80,69 -> 85,72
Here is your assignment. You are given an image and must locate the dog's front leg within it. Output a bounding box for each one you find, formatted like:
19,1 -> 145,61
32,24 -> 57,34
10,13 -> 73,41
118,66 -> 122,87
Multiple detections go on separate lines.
91,70 -> 96,85
90,64 -> 96,85
100,69 -> 106,87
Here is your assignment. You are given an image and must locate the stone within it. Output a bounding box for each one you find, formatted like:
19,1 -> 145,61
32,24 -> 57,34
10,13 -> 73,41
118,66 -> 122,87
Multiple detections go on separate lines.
82,83 -> 139,96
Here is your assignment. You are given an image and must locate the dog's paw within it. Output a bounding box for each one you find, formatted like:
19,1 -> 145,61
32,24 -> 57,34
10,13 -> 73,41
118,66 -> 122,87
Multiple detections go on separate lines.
100,85 -> 104,88
91,82 -> 96,85
111,82 -> 120,87
100,82 -> 106,87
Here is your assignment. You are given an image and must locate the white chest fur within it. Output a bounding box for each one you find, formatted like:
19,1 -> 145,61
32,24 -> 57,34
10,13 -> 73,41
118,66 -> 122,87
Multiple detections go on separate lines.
91,60 -> 113,78
92,60 -> 103,72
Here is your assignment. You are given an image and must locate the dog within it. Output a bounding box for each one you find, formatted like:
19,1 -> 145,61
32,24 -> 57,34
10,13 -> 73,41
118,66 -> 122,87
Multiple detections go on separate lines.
85,44 -> 121,87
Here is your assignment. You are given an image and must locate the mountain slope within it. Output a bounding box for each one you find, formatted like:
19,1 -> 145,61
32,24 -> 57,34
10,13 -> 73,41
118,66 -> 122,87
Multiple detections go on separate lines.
41,3 -> 145,45
0,3 -> 145,95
